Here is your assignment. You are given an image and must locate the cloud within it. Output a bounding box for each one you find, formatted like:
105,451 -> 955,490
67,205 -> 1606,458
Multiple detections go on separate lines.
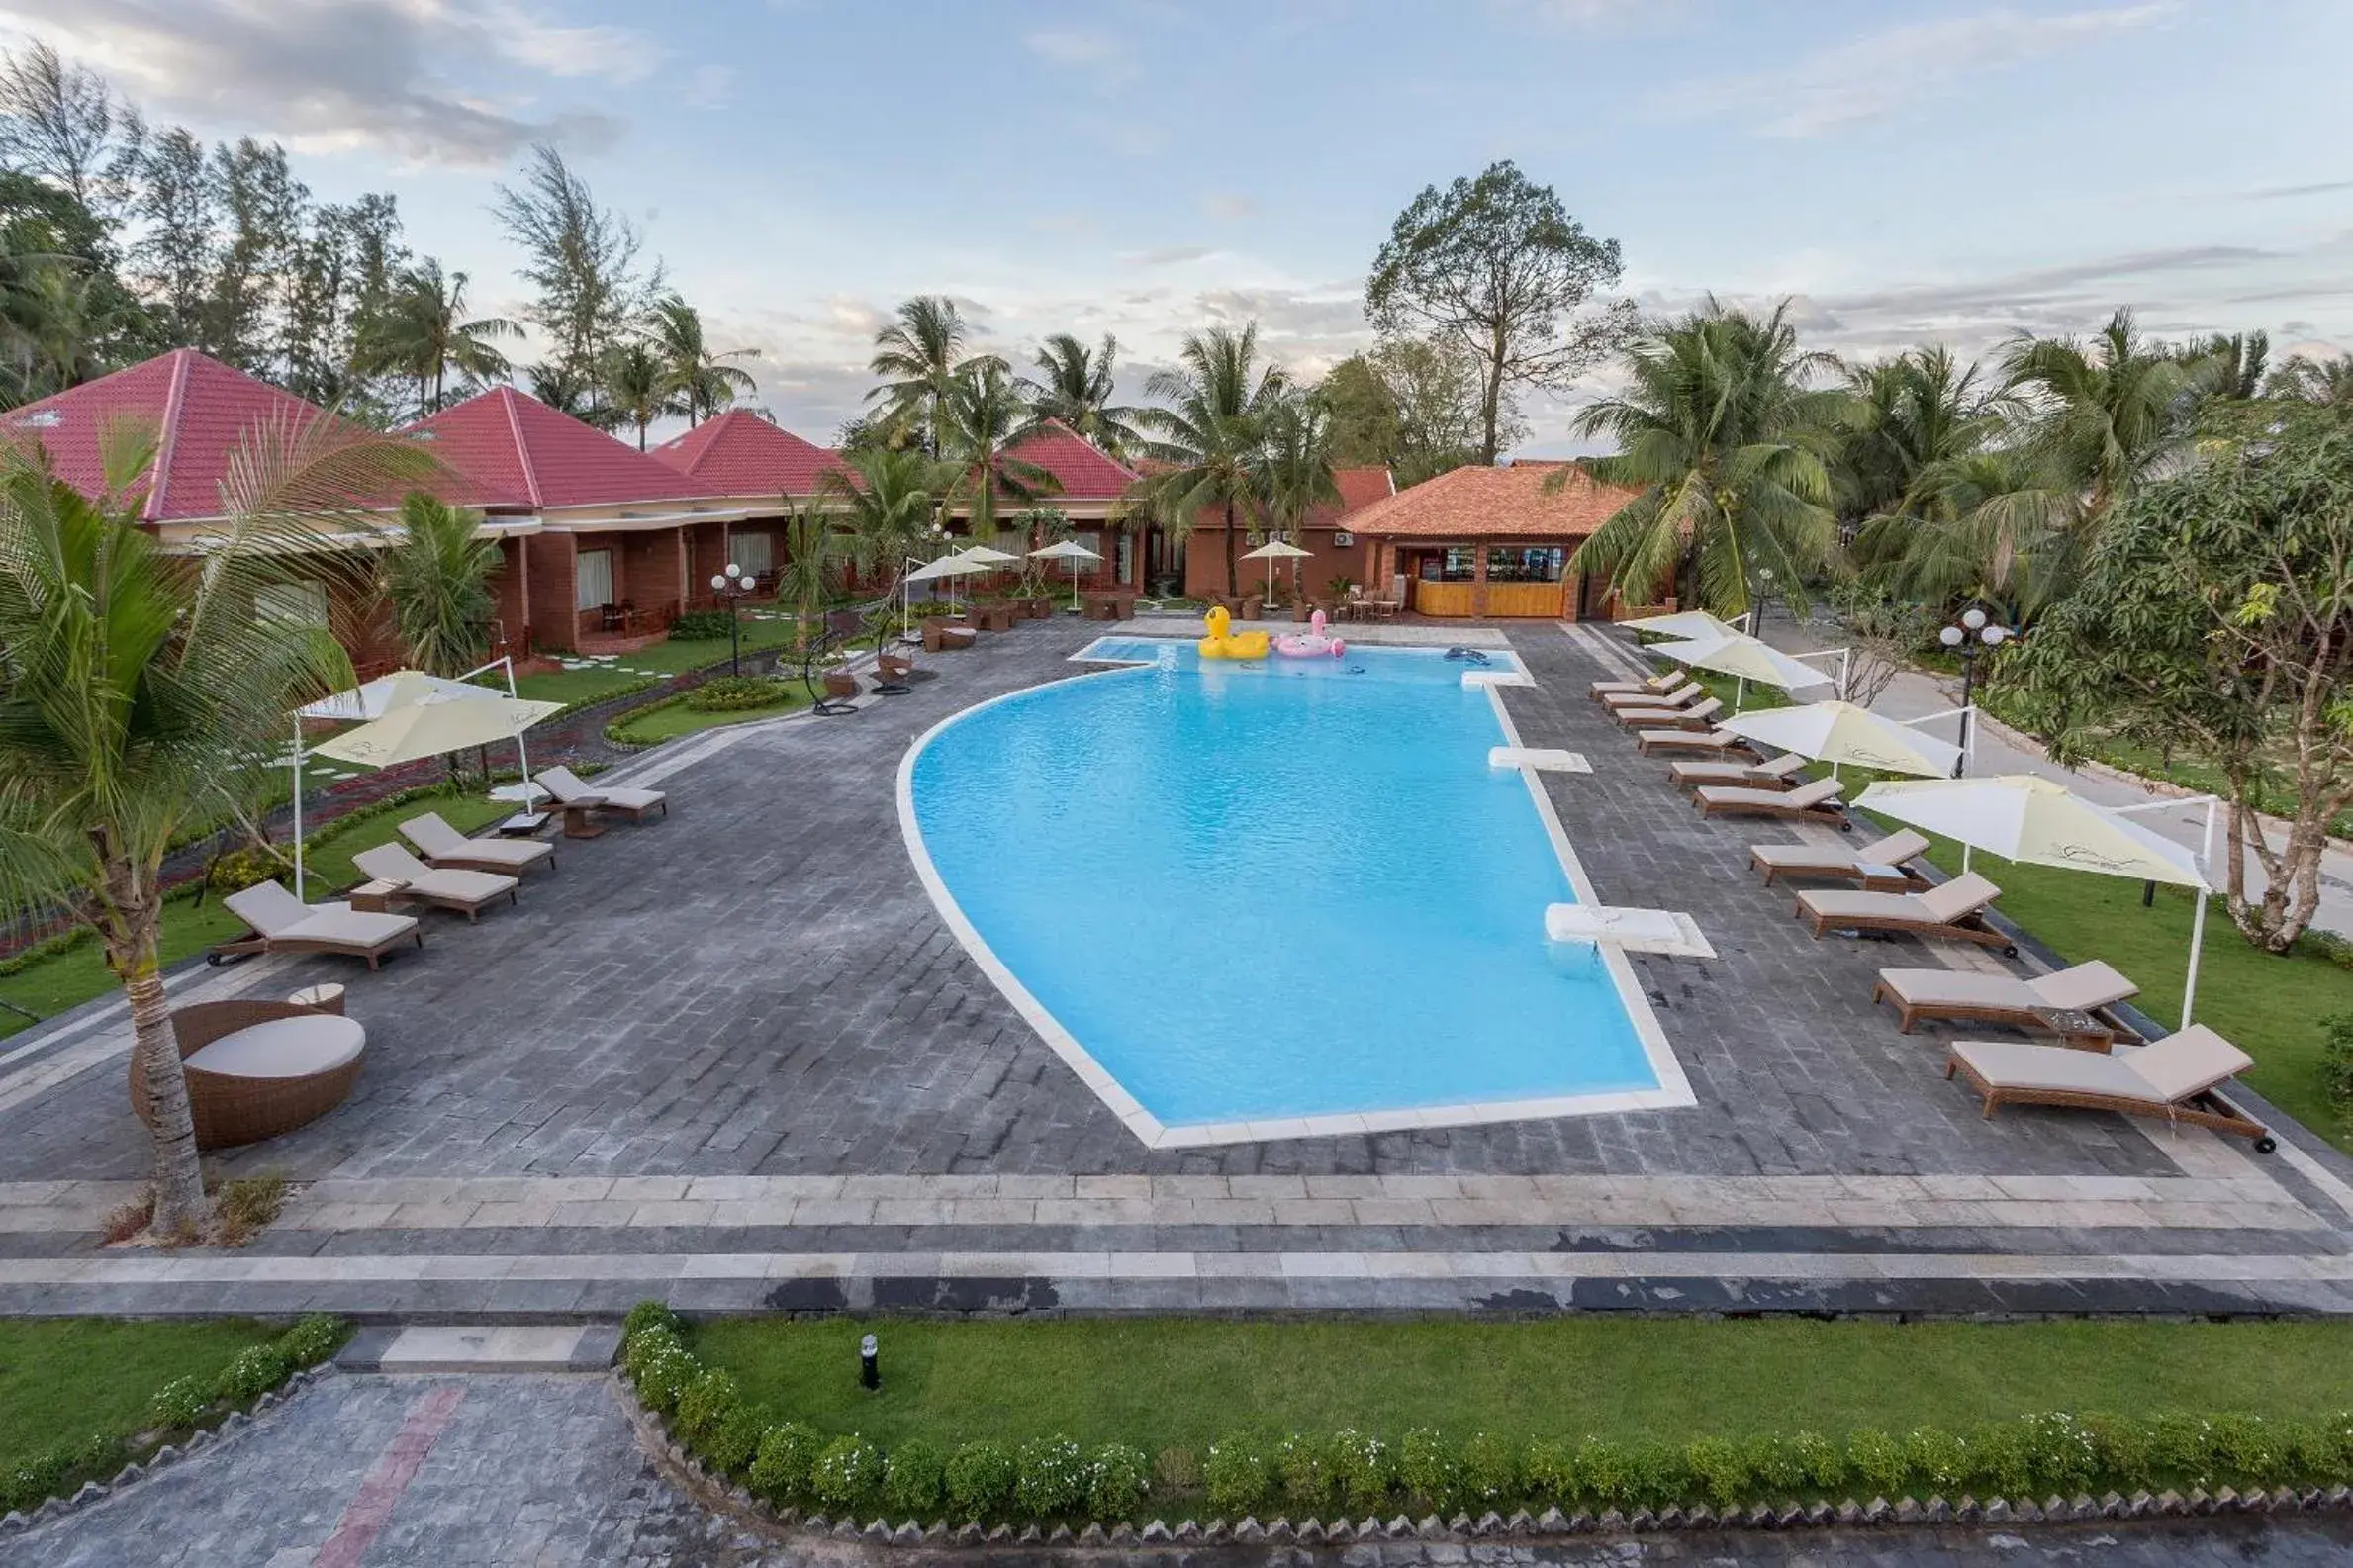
1023,27 -> 1137,86
1688,5 -> 2175,138
1123,244 -> 1218,267
1202,192 -> 1259,222
683,64 -> 736,109
8,0 -> 648,165
2244,177 -> 2353,201
1491,0 -> 1671,27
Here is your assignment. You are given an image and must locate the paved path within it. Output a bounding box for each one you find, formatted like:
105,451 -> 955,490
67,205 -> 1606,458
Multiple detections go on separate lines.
13,1371 -> 2353,1567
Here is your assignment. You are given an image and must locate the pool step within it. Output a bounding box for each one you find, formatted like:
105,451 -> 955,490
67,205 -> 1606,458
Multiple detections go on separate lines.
1461,669 -> 1537,689
1544,904 -> 1716,959
1488,747 -> 1591,773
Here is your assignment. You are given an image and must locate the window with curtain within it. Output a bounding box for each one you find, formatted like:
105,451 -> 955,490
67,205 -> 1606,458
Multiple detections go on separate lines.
575,549 -> 614,610
255,580 -> 329,626
1486,546 -> 1565,583
730,532 -> 773,575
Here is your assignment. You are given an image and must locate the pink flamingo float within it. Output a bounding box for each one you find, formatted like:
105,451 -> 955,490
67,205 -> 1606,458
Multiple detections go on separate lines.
1274,608 -> 1348,659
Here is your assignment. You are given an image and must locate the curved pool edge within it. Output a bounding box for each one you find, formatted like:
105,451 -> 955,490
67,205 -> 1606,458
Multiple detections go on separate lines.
896,649 -> 1697,1151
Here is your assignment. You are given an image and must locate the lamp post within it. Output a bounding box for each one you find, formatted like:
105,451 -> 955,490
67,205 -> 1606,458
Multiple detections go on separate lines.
1938,605 -> 2011,773
710,561 -> 755,677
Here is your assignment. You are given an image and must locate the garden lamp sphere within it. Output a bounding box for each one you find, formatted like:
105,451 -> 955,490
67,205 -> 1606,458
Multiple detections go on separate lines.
1939,625 -> 1964,648
1962,606 -> 1988,631
710,574 -> 727,592
725,562 -> 742,580
1984,624 -> 2010,646
859,1333 -> 880,1390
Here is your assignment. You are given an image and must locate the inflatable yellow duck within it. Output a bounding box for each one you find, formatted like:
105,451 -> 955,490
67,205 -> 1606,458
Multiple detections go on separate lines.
1197,604 -> 1270,660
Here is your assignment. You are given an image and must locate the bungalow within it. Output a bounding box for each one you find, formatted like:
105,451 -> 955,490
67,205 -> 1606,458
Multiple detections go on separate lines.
952,421 -> 1146,592
1343,460 -> 1642,619
648,410 -> 844,603
1178,465 -> 1395,600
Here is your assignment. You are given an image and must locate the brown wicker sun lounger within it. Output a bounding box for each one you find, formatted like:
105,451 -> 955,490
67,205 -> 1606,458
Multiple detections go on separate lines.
1601,680 -> 1702,712
352,843 -> 519,922
1875,959 -> 2140,1042
1750,829 -> 1932,889
214,881 -> 422,969
1637,725 -> 1759,758
1669,752 -> 1808,791
130,998 -> 367,1150
1795,871 -> 2012,951
1588,671 -> 1683,700
400,812 -> 556,876
1695,775 -> 1847,825
538,765 -> 668,825
1615,694 -> 1725,732
1944,1026 -> 2273,1151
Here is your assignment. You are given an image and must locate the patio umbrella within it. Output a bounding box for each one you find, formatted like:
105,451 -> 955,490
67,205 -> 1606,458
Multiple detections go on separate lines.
1647,632 -> 1836,710
1029,538 -> 1102,609
902,551 -> 987,624
1851,773 -> 2216,1025
955,544 -> 1022,567
309,691 -> 560,891
1240,539 -> 1313,606
1718,699 -> 1962,781
1620,609 -> 1745,643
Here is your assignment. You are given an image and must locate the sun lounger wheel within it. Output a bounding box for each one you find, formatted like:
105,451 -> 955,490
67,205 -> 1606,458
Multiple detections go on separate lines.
2254,1135 -> 2277,1154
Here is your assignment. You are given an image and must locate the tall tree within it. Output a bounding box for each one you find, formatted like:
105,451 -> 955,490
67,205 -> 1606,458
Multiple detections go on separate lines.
817,445 -> 961,591
376,492 -> 501,676
200,137 -> 305,370
127,126 -> 214,348
2266,352 -> 2353,406
1320,337 -> 1487,485
601,337 -> 683,449
353,259 -> 518,418
525,360 -> 598,420
1020,332 -> 1145,457
1835,346 -> 2001,526
2000,307 -> 2192,534
0,42 -> 132,217
1365,159 -> 1631,463
0,415 -> 434,1237
867,296 -> 1001,455
645,294 -> 755,425
492,144 -> 652,390
1568,299 -> 1842,616
936,360 -> 1056,544
1132,323 -> 1288,596
282,194 -> 407,411
1259,391 -> 1342,559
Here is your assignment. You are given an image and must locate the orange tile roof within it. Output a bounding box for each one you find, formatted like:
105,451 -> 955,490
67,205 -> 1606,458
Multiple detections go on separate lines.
1344,461 -> 1638,539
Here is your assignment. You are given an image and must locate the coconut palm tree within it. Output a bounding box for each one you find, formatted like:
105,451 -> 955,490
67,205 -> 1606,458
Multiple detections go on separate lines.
377,492 -> 502,676
525,361 -> 597,420
770,497 -> 848,659
1851,447 -> 2071,623
601,339 -> 685,450
937,361 -> 1059,547
867,296 -> 1004,455
1999,307 -> 2191,533
1021,332 -> 1146,458
1132,323 -> 1289,597
817,445 -> 962,592
1835,346 -> 2004,526
1569,299 -> 1843,617
353,259 -> 521,418
2266,352 -> 2353,406
646,294 -> 757,425
0,415 -> 434,1236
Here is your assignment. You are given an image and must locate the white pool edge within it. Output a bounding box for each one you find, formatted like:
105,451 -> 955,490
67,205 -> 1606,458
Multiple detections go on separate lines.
897,653 -> 1693,1150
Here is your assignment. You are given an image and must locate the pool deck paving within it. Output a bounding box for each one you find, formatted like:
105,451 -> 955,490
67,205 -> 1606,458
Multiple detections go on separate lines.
0,616 -> 2349,1317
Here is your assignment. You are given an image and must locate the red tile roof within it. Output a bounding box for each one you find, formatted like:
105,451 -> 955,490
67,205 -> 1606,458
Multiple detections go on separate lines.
1332,465 -> 1395,514
1003,420 -> 1139,500
403,386 -> 715,510
1,349 -> 356,523
1344,460 -> 1639,539
649,410 -> 844,495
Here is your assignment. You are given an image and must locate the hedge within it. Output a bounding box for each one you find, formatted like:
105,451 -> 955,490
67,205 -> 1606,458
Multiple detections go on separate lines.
2,1315 -> 346,1517
618,1315 -> 2353,1530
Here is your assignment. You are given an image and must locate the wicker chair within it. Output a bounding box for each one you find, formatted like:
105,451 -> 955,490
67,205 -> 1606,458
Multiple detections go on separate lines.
129,998 -> 366,1150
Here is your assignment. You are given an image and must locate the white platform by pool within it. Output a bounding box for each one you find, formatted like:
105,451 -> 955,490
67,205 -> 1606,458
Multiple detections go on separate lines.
1544,904 -> 1716,959
1489,746 -> 1591,773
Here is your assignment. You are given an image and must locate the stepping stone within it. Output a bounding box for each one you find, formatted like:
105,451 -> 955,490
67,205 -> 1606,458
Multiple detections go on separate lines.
1488,746 -> 1590,773
1544,903 -> 1716,959
339,1324 -> 618,1374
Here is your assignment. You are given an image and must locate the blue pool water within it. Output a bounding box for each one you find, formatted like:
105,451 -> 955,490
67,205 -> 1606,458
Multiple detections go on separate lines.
903,638 -> 1660,1129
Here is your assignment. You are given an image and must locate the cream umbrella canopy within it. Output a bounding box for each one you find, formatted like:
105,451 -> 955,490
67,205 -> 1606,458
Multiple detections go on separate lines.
902,550 -> 988,626
1240,538 -> 1313,605
1852,774 -> 2217,1026
1029,538 -> 1102,609
1621,609 -> 1745,642
1648,632 -> 1836,710
1719,700 -> 1962,781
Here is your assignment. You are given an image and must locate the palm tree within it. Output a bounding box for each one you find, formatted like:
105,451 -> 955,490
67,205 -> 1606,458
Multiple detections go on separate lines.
1132,323 -> 1289,597
646,294 -> 756,425
1999,307 -> 2191,532
867,296 -> 1004,455
937,361 -> 1058,547
0,415 -> 434,1236
1021,333 -> 1146,458
771,498 -> 847,659
2266,352 -> 2353,405
1255,393 -> 1341,604
1835,346 -> 2002,526
525,361 -> 597,420
1851,447 -> 2071,623
601,339 -> 684,450
1569,299 -> 1843,616
377,492 -> 502,676
817,445 -> 962,593
353,260 -> 520,418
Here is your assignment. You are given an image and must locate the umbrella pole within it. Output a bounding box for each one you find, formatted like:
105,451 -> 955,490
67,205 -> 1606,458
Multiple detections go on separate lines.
1071,559 -> 1079,611
291,716 -> 305,898
2183,890 -> 2209,1030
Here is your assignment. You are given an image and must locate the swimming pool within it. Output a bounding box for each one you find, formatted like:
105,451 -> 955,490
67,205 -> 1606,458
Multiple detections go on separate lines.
898,636 -> 1692,1145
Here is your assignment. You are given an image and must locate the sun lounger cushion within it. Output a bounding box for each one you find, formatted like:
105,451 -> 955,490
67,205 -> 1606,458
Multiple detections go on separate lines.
2114,1025 -> 2253,1102
223,884 -> 417,949
1640,726 -> 1745,751
1673,753 -> 1807,786
2030,960 -> 2137,1013
1917,872 -> 2002,924
1802,871 -> 1999,927
1949,1040 -> 2160,1102
400,814 -> 550,870
1704,777 -> 1844,813
1878,960 -> 2136,1017
353,844 -> 515,904
223,880 -> 310,939
539,765 -> 665,813
183,1014 -> 367,1078
1620,696 -> 1724,727
1605,681 -> 1700,709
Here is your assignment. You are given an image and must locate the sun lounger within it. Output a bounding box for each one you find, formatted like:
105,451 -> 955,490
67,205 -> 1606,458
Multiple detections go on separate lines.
214,881 -> 422,970
1636,725 -> 1757,758
538,765 -> 668,826
1944,1026 -> 2273,1151
1614,695 -> 1724,731
351,844 -> 519,922
1795,871 -> 2013,951
1875,959 -> 2140,1043
1750,829 -> 1931,889
1588,671 -> 1682,700
1695,775 -> 1847,825
1601,680 -> 1702,712
1669,752 -> 1808,791
400,811 -> 556,876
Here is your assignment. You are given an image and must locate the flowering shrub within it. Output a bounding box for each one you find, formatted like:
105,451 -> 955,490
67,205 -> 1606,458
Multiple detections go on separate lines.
1088,1443 -> 1152,1518
1201,1437 -> 1270,1514
944,1441 -> 1015,1518
811,1434 -> 884,1511
1013,1436 -> 1089,1517
749,1422 -> 824,1505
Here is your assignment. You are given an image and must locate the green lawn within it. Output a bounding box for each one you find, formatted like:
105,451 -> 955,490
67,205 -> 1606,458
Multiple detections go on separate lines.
0,792 -> 514,1042
0,1319 -> 280,1472
609,684 -> 818,745
513,620 -> 808,708
694,1318 -> 2353,1451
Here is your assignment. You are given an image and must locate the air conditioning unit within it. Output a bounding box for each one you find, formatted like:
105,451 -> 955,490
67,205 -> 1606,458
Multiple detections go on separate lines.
1246,531 -> 1265,546
1333,531 -> 1354,547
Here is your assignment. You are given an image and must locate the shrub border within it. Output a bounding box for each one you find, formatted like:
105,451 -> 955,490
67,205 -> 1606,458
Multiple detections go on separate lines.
618,1313 -> 2353,1547
0,1315 -> 348,1530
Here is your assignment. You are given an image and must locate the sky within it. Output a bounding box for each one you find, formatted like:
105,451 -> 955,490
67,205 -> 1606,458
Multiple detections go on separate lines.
11,0 -> 2353,453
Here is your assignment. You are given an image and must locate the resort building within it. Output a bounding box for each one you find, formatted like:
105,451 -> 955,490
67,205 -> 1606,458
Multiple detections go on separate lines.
946,421 -> 1149,594
648,410 -> 845,604
1177,465 -> 1396,600
1343,459 -> 1643,619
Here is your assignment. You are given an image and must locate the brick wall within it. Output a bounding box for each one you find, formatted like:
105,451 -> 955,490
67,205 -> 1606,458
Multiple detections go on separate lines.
489,536 -> 531,657
526,530 -> 579,652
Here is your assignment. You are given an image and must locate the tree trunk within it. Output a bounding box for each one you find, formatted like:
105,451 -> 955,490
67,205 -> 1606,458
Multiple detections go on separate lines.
1481,322 -> 1508,466
1222,498 -> 1240,597
110,872 -> 206,1235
